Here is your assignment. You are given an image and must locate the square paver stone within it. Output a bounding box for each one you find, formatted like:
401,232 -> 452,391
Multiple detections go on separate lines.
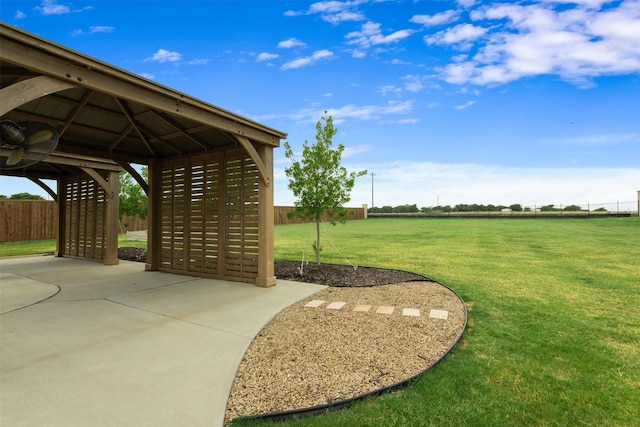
429,309 -> 449,320
326,301 -> 346,310
376,306 -> 394,315
305,300 -> 325,308
402,308 -> 421,317
353,305 -> 372,312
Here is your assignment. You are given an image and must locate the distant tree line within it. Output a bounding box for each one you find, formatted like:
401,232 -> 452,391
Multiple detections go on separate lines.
0,192 -> 45,200
368,203 -> 607,214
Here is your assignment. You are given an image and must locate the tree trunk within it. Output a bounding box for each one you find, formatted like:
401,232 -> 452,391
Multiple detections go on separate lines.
316,218 -> 321,264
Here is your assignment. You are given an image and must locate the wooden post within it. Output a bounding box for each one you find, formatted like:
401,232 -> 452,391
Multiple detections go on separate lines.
256,144 -> 276,287
56,178 -> 65,257
103,170 -> 119,265
146,158 -> 160,271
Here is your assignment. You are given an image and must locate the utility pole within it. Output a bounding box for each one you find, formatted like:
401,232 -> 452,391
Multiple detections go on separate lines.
371,172 -> 375,208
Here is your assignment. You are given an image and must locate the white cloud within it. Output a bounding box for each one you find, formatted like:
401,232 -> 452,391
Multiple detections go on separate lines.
426,23 -> 487,46
187,58 -> 210,66
455,100 -> 477,110
402,75 -> 426,92
341,162 -> 640,208
144,49 -> 182,63
15,10 -> 26,19
324,10 -> 367,24
436,1 -> 640,86
281,49 -> 334,70
257,52 -> 279,62
548,133 -> 638,146
457,0 -> 477,8
310,0 -> 367,23
410,10 -> 458,27
254,100 -> 415,124
34,0 -> 92,15
285,0 -> 367,23
35,0 -> 69,15
343,144 -> 372,158
89,26 -> 115,34
325,100 -> 414,122
278,38 -> 307,49
346,21 -> 415,49
377,85 -> 402,96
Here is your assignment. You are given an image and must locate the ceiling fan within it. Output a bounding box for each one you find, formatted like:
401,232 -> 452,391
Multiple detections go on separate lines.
0,120 -> 59,170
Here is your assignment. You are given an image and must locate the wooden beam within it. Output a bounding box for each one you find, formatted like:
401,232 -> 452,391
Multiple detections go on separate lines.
80,167 -> 116,199
0,149 -> 123,171
28,177 -> 57,201
56,143 -> 149,165
234,135 -> 270,187
118,161 -> 149,195
0,75 -> 76,115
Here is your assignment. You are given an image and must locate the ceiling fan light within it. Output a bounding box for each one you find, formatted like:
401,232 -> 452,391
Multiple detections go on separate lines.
6,147 -> 25,166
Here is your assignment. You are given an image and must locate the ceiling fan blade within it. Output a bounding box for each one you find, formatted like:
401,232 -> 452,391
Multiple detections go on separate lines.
6,147 -> 25,166
26,129 -> 55,145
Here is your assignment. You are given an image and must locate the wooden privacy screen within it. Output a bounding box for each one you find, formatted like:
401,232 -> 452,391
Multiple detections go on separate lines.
61,172 -> 108,261
158,148 -> 260,281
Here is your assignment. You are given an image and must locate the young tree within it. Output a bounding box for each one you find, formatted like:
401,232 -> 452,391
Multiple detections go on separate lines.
284,112 -> 367,264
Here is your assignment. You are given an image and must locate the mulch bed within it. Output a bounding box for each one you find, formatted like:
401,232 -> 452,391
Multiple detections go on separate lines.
118,248 -> 426,287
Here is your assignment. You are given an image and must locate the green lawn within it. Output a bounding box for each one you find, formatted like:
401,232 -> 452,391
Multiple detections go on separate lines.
0,235 -> 146,257
246,217 -> 640,426
2,218 -> 638,426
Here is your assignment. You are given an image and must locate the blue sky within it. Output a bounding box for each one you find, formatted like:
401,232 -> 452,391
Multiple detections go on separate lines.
1,0 -> 639,209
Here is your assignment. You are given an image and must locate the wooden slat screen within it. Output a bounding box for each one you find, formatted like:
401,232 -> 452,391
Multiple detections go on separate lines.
158,148 -> 258,281
62,172 -> 108,260
224,150 -> 259,279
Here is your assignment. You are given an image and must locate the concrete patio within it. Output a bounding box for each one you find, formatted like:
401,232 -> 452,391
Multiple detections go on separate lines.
0,256 -> 325,426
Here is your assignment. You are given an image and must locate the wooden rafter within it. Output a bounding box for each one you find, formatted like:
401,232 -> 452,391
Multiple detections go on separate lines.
135,122 -> 183,155
151,110 -> 209,151
112,97 -> 156,156
108,123 -> 134,153
58,89 -> 94,137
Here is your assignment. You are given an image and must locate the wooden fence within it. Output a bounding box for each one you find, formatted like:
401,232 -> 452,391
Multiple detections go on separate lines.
0,200 -> 57,242
1,201 -> 367,242
0,200 -> 146,243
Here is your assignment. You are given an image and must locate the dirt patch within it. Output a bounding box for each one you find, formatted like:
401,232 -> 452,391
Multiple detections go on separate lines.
274,260 -> 427,286
118,247 -> 147,262
118,248 -> 426,287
